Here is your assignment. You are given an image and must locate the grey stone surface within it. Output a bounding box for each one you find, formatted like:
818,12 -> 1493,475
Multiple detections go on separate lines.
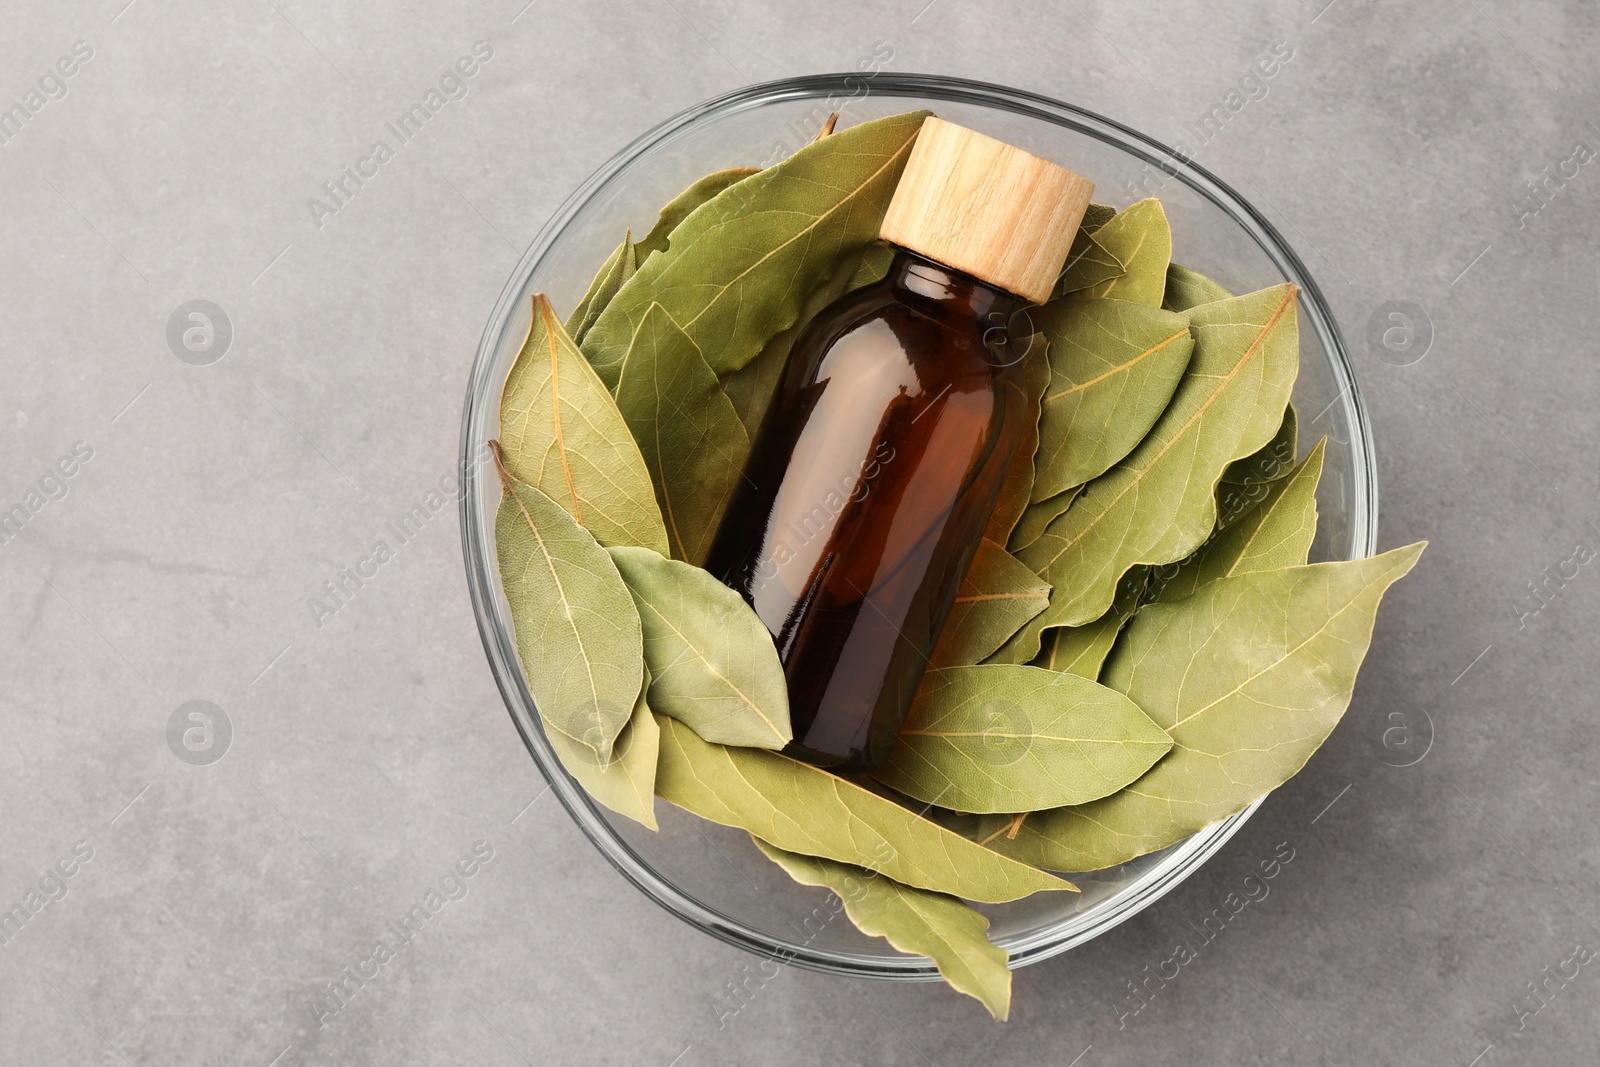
2,1 -> 1595,1064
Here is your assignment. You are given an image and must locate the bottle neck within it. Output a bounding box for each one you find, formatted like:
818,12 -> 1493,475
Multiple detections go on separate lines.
883,245 -> 1022,322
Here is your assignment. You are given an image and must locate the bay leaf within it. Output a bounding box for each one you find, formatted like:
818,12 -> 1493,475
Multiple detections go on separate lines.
607,545 -> 790,749
572,168 -> 759,341
974,543 -> 1425,873
876,665 -> 1172,814
929,539 -> 1050,669
1016,283 -> 1301,630
1025,566 -> 1149,678
494,470 -> 644,764
582,110 -> 929,386
1080,199 -> 1171,307
718,342 -> 789,445
752,839 -> 1012,1020
1223,401 -> 1299,487
1080,202 -> 1118,231
612,303 -> 750,565
499,294 -> 670,556
982,345 -> 1051,546
846,242 -> 896,291
653,714 -> 1076,902
1055,227 -> 1124,296
1149,438 -> 1324,603
1030,297 -> 1195,501
1215,403 -> 1299,531
1007,483 -> 1081,555
720,242 -> 881,440
567,235 -> 636,345
1163,262 -> 1234,313
635,167 -> 760,263
546,667 -> 660,830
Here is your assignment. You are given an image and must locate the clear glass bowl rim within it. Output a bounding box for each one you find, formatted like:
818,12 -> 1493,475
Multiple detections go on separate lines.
458,71 -> 1379,980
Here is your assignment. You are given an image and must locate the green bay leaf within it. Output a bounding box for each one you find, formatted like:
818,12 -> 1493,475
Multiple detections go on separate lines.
499,294 -> 669,555
1017,283 -> 1301,629
653,714 -> 1075,902
983,348 -> 1051,546
1056,227 -> 1124,296
547,670 -> 660,830
1024,566 -> 1149,677
1163,262 -> 1234,312
568,235 -> 638,345
494,472 -> 644,764
1150,438 -> 1324,603
635,167 -> 760,263
583,110 -> 929,386
607,545 -> 790,749
1031,297 -> 1194,500
567,236 -> 635,345
570,167 -> 759,345
612,303 -> 750,565
720,241 -> 883,440
1007,483 -> 1081,555
1223,401 -> 1299,489
876,665 -> 1172,814
752,839 -> 1012,1020
976,543 -> 1425,873
1081,199 -> 1171,307
846,241 -> 896,291
1080,202 -> 1117,232
930,539 -> 1050,669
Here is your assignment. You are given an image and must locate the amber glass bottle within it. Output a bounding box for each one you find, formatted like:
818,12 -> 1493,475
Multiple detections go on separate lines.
703,118 -> 1093,772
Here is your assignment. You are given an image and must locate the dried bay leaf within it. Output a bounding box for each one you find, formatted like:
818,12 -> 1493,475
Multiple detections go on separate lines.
929,539 -> 1050,669
1030,297 -> 1194,501
1017,284 -> 1302,630
875,665 -> 1172,814
1150,438 -> 1324,603
752,839 -> 1013,1020
653,714 -> 1076,903
547,670 -> 659,830
1007,483 -> 1081,554
1055,227 -> 1124,296
494,471 -> 644,764
582,110 -> 929,386
1080,199 -> 1171,307
975,543 -> 1425,873
499,294 -> 670,556
612,303 -> 750,565
1024,566 -> 1149,678
567,236 -> 637,345
718,341 -> 789,445
1080,202 -> 1117,231
607,545 -> 790,749
720,242 -> 881,440
983,345 -> 1051,546
846,242 -> 896,290
1164,262 -> 1234,312
1223,402 -> 1299,490
569,168 -> 759,343
635,167 -> 760,263
1049,223 -> 1126,294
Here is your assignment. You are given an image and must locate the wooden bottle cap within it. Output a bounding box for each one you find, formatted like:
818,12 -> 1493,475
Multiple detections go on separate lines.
879,117 -> 1094,304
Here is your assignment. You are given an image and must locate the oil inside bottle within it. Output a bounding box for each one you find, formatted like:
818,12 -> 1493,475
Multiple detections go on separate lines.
703,247 -> 1029,772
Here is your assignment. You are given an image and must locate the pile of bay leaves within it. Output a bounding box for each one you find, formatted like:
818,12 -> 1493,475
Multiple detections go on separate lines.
489,110 -> 1422,1019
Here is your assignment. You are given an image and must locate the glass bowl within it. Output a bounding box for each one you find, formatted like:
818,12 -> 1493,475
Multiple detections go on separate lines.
459,73 -> 1377,979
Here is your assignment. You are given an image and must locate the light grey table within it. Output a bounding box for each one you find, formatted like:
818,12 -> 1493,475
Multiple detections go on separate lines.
3,2 -> 1594,1064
